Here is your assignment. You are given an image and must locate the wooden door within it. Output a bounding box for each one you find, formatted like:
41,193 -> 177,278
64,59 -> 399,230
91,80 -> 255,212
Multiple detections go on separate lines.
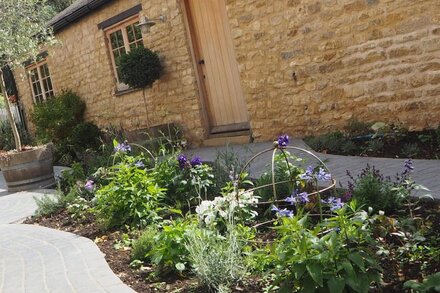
186,0 -> 249,134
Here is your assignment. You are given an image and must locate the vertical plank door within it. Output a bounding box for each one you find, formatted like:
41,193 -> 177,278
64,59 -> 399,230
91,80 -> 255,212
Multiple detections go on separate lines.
187,0 -> 249,133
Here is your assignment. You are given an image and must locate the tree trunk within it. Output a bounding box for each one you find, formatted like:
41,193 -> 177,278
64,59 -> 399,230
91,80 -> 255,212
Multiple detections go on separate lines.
0,69 -> 22,151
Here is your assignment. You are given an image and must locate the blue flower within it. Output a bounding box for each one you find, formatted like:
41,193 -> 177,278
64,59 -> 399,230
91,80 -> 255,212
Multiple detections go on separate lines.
271,205 -> 294,218
300,166 -> 314,181
84,180 -> 94,191
114,141 -> 131,153
317,168 -> 332,181
177,154 -> 188,170
277,134 -> 289,147
190,155 -> 202,167
285,190 -> 309,205
322,196 -> 344,211
134,161 -> 145,168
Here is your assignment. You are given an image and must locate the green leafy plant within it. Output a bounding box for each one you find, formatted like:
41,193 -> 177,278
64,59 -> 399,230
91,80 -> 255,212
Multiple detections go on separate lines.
401,142 -> 420,158
256,202 -> 381,293
31,90 -> 101,164
348,165 -> 402,213
0,120 -> 31,151
118,47 -> 163,89
132,216 -> 196,276
34,191 -> 77,216
255,151 -> 304,203
404,272 -> 440,292
94,160 -> 165,230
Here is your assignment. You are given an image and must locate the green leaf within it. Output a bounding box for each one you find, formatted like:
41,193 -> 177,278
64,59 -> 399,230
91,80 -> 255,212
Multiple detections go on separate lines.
348,252 -> 365,272
306,262 -> 323,287
302,276 -> 317,293
292,263 -> 306,279
328,276 -> 345,293
175,262 -> 185,272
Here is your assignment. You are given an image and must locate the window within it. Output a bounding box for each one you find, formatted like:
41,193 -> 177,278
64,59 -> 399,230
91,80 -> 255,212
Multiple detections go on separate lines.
105,16 -> 144,90
27,62 -> 54,103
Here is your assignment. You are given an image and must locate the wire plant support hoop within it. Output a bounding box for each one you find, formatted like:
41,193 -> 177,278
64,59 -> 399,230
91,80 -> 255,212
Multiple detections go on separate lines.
235,144 -> 336,208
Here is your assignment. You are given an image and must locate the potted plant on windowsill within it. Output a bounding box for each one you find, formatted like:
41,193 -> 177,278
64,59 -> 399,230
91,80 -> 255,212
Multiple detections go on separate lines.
0,0 -> 56,192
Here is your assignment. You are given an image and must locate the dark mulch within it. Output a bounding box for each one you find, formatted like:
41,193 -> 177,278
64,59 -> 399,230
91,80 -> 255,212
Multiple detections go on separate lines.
24,200 -> 440,292
24,211 -> 263,293
377,200 -> 440,292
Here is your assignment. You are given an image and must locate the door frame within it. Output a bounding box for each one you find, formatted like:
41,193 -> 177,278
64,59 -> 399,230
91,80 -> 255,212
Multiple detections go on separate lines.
180,0 -> 249,136
180,0 -> 213,137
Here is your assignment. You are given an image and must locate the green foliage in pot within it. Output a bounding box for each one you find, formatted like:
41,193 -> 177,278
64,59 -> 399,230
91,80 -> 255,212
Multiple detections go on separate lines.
118,47 -> 163,88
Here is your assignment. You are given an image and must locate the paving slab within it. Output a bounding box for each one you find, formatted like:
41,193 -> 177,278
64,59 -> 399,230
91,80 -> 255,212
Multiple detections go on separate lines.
0,224 -> 134,293
187,139 -> 440,199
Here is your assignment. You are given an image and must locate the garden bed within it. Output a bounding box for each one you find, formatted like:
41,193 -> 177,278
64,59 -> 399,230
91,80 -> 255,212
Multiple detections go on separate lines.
25,136 -> 440,293
304,122 -> 440,159
25,198 -> 440,293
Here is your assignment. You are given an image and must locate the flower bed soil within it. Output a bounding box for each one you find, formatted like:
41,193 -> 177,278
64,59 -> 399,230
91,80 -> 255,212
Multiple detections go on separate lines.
24,200 -> 440,293
305,130 -> 440,159
24,211 -> 263,293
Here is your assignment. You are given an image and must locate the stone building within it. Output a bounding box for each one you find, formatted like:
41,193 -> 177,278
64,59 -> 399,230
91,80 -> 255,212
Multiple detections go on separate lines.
12,0 -> 440,146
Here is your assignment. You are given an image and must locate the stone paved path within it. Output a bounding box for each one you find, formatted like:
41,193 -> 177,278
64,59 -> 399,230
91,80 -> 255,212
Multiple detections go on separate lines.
188,139 -> 440,199
0,224 -> 134,293
0,167 -> 135,293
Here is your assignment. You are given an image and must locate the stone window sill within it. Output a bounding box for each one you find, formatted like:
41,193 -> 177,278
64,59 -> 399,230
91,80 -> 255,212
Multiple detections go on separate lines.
115,87 -> 142,96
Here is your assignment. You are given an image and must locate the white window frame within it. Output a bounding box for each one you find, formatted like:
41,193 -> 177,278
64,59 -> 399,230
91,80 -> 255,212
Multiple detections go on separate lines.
105,15 -> 144,92
27,61 -> 54,103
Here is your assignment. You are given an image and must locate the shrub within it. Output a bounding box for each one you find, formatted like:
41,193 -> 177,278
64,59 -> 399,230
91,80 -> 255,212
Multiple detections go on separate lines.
256,203 -> 381,292
94,161 -> 165,230
401,143 -> 420,158
131,226 -> 158,262
30,90 -> 102,165
31,90 -> 85,144
304,131 -> 349,154
404,272 -> 440,292
34,191 -> 77,217
348,165 -> 402,213
118,47 -> 163,88
185,225 -> 247,291
131,217 -> 198,276
70,122 -> 102,152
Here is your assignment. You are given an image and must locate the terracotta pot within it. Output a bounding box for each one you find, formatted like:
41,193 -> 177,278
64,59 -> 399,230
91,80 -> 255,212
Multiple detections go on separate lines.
0,143 -> 55,192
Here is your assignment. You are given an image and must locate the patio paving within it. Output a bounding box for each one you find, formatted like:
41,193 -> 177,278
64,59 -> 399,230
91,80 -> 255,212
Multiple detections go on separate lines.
0,167 -> 135,293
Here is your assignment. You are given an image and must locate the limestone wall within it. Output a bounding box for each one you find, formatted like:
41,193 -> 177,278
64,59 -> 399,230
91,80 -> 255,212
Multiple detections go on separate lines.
14,0 -> 440,145
226,0 -> 440,140
15,0 -> 206,145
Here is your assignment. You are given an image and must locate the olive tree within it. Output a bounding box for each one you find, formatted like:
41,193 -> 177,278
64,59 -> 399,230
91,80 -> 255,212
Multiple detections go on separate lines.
0,0 -> 55,151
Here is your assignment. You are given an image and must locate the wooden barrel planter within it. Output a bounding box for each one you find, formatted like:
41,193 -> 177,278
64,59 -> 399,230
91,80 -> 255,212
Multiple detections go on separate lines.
0,143 -> 55,192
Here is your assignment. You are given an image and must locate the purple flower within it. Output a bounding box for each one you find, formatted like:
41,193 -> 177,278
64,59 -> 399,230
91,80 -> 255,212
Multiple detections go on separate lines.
277,134 -> 289,147
271,205 -> 294,218
341,192 -> 352,202
114,141 -> 131,153
285,191 -> 309,205
177,154 -> 188,170
404,159 -> 414,172
322,196 -> 344,211
134,161 -> 145,168
190,155 -> 202,167
300,166 -> 314,181
317,168 -> 332,181
84,180 -> 94,191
